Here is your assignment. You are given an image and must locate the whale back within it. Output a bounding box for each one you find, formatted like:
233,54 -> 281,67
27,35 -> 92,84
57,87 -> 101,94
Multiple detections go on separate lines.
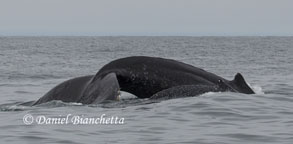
96,56 -> 255,98
32,75 -> 92,105
78,72 -> 120,104
150,84 -> 223,100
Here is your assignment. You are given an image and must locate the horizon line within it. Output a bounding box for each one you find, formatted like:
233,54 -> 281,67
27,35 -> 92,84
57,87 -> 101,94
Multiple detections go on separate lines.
1,35 -> 293,37
1,32 -> 293,37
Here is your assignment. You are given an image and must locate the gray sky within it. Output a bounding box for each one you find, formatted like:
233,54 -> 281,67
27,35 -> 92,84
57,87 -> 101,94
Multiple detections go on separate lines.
0,0 -> 292,36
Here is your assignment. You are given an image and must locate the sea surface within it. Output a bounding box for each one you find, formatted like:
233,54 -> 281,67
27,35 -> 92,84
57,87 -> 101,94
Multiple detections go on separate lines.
0,36 -> 292,144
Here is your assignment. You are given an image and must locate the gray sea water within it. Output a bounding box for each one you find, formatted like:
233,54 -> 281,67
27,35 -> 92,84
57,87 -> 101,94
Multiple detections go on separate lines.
0,36 -> 292,144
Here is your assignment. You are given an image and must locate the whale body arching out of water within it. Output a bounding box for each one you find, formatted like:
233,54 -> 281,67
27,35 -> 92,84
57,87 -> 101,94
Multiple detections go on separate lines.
33,56 -> 255,105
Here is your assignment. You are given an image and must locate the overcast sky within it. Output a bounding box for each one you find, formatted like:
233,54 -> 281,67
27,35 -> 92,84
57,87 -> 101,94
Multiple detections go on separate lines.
0,0 -> 292,36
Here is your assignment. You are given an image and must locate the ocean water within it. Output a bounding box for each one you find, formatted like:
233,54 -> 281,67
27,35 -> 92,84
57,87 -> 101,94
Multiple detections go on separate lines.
0,36 -> 292,144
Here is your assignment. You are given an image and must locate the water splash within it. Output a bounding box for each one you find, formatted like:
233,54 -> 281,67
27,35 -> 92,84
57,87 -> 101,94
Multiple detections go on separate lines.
251,85 -> 265,94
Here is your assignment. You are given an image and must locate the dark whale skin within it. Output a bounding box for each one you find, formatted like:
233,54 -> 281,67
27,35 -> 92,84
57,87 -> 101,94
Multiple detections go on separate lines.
96,56 -> 254,98
33,56 -> 255,105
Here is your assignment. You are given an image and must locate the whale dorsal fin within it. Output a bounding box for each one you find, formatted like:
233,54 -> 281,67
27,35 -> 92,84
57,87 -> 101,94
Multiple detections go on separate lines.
231,73 -> 255,94
232,73 -> 246,86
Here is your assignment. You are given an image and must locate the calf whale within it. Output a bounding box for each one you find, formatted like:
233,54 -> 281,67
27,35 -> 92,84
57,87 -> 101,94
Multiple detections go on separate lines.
33,56 -> 254,105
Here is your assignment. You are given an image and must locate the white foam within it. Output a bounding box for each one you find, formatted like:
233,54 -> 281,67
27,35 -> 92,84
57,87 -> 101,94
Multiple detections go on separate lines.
68,102 -> 83,106
201,91 -> 218,97
120,91 -> 137,99
248,83 -> 264,94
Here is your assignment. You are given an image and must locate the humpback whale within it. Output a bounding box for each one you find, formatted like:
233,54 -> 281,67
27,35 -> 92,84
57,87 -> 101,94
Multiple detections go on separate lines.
33,56 -> 255,105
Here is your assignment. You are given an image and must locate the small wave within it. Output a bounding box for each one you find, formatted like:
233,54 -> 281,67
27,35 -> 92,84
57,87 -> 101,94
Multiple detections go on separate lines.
34,100 -> 83,108
28,74 -> 63,80
0,101 -> 34,111
0,100 -> 84,111
0,99 -> 150,110
14,90 -> 33,94
0,83 -> 38,87
90,98 -> 153,108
